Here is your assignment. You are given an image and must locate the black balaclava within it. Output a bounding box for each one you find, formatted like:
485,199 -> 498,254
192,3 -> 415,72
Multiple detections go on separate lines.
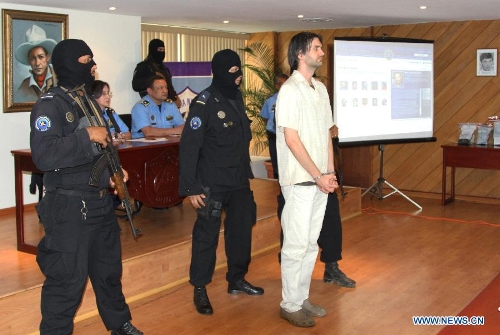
211,49 -> 242,100
52,39 -> 96,92
148,39 -> 165,65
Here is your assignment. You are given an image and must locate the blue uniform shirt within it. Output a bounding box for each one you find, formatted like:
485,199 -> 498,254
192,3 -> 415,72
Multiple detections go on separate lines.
260,93 -> 278,134
102,107 -> 129,136
131,95 -> 184,139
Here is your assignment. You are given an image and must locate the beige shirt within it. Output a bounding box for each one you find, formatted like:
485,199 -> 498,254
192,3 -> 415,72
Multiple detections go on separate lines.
276,70 -> 334,185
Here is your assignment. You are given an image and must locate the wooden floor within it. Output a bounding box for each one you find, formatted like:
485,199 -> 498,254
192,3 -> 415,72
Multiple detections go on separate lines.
2,181 -> 500,334
0,179 -> 282,297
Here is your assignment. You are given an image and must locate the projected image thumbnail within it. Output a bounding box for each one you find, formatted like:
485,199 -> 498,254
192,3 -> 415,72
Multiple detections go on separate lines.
391,70 -> 432,119
392,71 -> 404,88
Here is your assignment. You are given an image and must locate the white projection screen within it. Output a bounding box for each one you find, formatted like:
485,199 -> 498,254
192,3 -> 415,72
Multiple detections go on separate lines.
333,37 -> 436,146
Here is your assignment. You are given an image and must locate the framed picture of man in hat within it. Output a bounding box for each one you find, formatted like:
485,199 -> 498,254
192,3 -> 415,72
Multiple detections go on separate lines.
2,9 -> 68,112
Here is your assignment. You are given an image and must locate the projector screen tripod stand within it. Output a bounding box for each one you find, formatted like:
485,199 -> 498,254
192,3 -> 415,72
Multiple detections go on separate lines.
361,144 -> 422,210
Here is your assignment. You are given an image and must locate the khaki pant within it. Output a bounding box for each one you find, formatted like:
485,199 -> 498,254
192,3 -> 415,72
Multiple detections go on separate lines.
280,184 -> 328,312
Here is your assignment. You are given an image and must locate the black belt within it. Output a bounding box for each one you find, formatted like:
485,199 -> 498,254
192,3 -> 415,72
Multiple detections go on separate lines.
52,188 -> 109,198
295,181 -> 316,186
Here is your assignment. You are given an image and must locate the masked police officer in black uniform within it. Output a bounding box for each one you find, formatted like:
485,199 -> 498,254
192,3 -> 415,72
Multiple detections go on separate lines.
179,49 -> 264,316
132,38 -> 179,107
30,39 -> 142,335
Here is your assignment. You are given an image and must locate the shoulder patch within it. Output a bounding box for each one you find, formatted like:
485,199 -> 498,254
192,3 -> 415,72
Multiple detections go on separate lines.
141,100 -> 150,107
35,115 -> 51,132
190,117 -> 202,130
40,92 -> 55,100
196,90 -> 211,105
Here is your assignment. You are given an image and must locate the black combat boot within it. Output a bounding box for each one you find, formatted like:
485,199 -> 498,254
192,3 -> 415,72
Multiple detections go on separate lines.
323,261 -> 356,288
110,321 -> 143,335
194,286 -> 213,315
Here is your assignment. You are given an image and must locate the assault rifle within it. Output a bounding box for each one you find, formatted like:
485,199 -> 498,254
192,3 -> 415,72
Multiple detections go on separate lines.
63,88 -> 141,239
102,108 -> 141,240
333,136 -> 347,199
91,141 -> 142,240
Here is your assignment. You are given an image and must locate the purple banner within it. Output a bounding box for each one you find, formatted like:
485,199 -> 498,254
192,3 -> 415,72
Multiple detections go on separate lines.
164,62 -> 212,117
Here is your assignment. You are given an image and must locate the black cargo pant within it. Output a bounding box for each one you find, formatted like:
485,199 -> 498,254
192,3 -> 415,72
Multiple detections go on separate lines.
36,191 -> 131,335
266,131 -> 278,179
278,191 -> 342,263
189,187 -> 256,286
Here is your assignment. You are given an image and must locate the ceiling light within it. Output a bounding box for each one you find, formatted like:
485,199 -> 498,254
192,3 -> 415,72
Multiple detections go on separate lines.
109,6 -> 116,10
223,20 -> 229,24
300,17 -> 333,23
420,5 -> 427,9
297,15 -> 304,18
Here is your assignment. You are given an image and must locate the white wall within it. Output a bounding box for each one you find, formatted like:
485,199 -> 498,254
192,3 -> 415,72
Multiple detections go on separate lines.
0,3 -> 142,209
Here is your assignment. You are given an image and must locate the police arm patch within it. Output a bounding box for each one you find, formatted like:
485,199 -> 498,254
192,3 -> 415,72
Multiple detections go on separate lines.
35,115 -> 51,132
190,117 -> 202,130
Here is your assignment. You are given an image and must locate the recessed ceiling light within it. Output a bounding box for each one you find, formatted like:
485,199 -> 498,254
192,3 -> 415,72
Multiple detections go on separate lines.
297,14 -> 304,18
420,5 -> 427,9
300,17 -> 333,23
223,20 -> 229,24
109,6 -> 116,10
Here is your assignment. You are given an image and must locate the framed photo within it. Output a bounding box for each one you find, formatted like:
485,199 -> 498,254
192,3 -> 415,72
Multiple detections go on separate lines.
2,9 -> 68,112
476,48 -> 497,77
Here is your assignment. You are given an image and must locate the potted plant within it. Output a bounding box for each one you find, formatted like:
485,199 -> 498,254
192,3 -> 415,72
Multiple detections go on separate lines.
241,42 -> 283,156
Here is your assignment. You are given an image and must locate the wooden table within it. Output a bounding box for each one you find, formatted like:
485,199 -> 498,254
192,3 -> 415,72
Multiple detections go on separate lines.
11,137 -> 183,254
118,138 -> 183,209
442,144 -> 500,205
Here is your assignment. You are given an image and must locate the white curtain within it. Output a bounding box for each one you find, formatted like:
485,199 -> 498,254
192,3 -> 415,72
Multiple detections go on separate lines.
141,26 -> 248,62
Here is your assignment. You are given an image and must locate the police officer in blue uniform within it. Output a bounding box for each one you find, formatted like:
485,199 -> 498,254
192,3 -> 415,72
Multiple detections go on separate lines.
179,49 -> 264,316
130,75 -> 184,139
260,73 -> 289,179
30,39 -> 142,335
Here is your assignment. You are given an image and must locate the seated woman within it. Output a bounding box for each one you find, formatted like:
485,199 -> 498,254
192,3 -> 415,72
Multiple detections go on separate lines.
92,80 -> 132,141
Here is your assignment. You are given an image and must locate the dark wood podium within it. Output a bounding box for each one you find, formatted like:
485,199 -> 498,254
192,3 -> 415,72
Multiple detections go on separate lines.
442,144 -> 500,205
11,137 -> 183,254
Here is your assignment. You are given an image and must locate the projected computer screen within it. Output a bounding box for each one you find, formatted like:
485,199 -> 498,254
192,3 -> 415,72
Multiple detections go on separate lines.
333,37 -> 434,145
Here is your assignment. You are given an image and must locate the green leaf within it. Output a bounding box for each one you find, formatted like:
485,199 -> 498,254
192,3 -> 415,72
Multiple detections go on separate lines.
240,42 -> 284,155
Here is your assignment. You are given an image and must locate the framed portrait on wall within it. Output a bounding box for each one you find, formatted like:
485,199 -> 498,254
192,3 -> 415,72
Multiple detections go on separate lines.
476,49 -> 497,77
2,9 -> 68,112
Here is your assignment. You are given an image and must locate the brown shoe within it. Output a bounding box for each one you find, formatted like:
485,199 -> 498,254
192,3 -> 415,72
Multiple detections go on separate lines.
302,299 -> 326,317
280,307 -> 315,327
